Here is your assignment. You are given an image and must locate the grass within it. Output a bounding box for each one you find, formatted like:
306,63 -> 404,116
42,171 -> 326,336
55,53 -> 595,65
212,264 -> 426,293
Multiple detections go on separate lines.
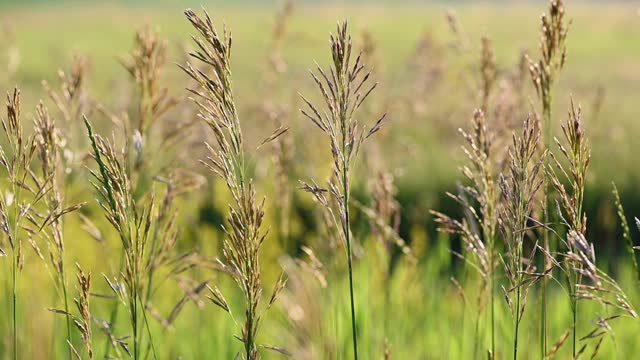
528,1 -> 569,355
1,1 -> 640,359
2,3 -> 640,190
299,19 -> 387,359
181,8 -> 288,359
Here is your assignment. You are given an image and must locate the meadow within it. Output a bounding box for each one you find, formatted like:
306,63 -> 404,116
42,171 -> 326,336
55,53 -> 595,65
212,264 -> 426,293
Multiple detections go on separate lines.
1,0 -> 640,359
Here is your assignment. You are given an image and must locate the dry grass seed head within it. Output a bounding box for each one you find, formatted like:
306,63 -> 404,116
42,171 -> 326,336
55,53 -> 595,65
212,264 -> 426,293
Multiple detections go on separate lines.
43,54 -> 88,124
497,115 -> 545,315
432,109 -> 500,284
121,25 -> 180,136
480,37 -> 496,112
547,99 -> 590,236
499,116 -> 544,244
528,0 -> 569,104
74,263 -> 94,359
300,20 -> 387,256
300,20 -> 386,168
1,88 -> 54,264
359,171 -> 415,263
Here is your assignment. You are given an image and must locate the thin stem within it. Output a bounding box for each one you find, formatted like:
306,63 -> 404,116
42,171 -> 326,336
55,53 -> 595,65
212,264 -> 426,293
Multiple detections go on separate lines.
343,167 -> 358,360
540,273 -> 547,359
132,282 -> 139,360
243,255 -> 255,360
383,270 -> 391,347
571,269 -> 579,358
489,234 -> 495,358
513,152 -> 529,360
141,197 -> 170,360
138,290 -> 158,360
60,262 -> 73,360
541,84 -> 553,360
103,249 -> 125,358
572,298 -> 576,357
12,245 -> 17,360
347,256 -> 358,360
11,177 -> 23,360
473,309 -> 481,357
514,246 -> 521,360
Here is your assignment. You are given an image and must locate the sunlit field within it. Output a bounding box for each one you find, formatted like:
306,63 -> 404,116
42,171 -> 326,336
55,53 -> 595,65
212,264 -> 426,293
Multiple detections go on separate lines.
1,1 -> 640,359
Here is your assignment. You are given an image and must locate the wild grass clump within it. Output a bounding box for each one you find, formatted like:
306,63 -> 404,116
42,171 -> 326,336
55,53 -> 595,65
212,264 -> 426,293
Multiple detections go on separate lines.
85,117 -> 156,359
3,1 -> 640,359
84,114 -> 195,359
0,89 -> 78,359
546,100 -> 638,357
87,24 -> 202,360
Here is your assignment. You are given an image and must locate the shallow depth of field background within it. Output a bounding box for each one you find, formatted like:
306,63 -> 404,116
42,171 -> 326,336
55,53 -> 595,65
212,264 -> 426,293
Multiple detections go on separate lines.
1,0 -> 640,359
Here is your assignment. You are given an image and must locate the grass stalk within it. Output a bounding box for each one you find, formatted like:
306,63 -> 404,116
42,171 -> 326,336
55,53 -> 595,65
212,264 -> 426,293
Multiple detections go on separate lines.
497,116 -> 544,360
181,9 -> 289,359
343,177 -> 358,359
60,263 -> 73,360
527,1 -> 569,355
299,20 -> 387,359
12,244 -> 17,360
612,183 -> 640,284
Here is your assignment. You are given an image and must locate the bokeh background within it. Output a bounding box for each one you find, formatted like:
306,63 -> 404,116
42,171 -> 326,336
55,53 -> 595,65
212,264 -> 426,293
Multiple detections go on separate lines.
1,0 -> 640,358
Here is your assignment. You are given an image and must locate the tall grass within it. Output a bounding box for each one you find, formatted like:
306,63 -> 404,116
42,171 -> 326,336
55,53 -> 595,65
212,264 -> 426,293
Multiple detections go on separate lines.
34,102 -> 84,359
180,8 -> 288,359
613,183 -> 640,283
431,37 -> 499,357
499,115 -> 544,360
2,1 -> 640,359
0,88 -> 29,360
527,1 -> 569,354
299,19 -> 387,360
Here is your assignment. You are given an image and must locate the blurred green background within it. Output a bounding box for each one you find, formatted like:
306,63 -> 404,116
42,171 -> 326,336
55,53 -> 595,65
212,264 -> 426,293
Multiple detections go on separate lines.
3,0 -> 640,240
1,0 -> 640,359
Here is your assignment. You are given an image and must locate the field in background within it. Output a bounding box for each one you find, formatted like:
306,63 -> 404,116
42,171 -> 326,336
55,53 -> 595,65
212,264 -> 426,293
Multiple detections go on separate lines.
4,3 -> 640,184
1,1 -> 640,359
